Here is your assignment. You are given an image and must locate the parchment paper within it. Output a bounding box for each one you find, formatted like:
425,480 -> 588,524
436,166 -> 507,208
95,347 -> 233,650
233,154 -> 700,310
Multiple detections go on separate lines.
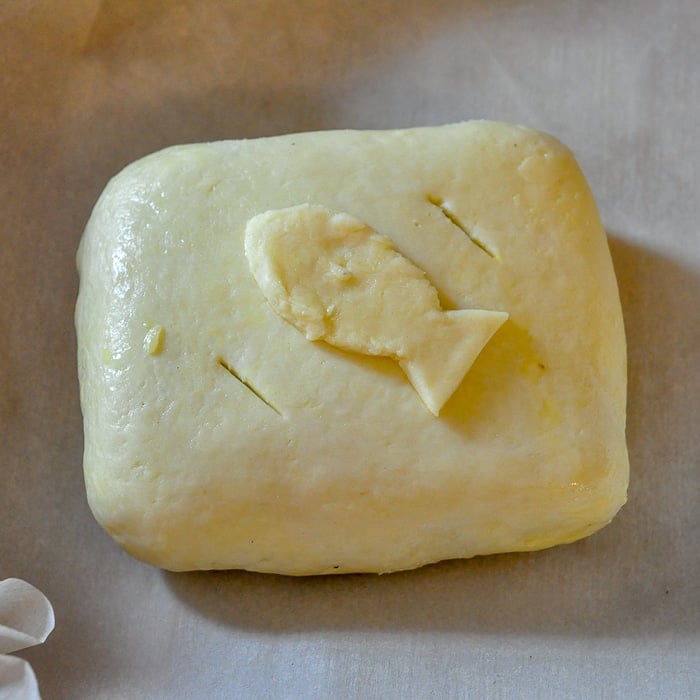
1,1 -> 698,697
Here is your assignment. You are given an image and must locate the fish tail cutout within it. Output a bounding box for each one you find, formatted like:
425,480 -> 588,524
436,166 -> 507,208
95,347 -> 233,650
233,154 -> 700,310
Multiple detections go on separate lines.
399,309 -> 509,416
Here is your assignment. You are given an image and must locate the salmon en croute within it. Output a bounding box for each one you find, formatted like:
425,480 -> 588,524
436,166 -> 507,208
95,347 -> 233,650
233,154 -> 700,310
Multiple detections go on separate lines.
75,121 -> 628,574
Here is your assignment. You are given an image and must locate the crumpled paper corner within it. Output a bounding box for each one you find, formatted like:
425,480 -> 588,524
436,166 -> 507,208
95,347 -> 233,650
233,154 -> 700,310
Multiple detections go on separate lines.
0,579 -> 55,700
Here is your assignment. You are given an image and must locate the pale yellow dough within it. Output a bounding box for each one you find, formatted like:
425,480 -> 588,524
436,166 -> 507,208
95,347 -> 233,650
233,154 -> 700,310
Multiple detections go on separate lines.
75,121 -> 628,574
244,204 -> 509,415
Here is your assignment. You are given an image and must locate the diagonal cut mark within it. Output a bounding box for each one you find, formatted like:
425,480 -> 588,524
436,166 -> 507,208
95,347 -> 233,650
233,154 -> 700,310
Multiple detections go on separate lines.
427,195 -> 498,260
217,357 -> 282,416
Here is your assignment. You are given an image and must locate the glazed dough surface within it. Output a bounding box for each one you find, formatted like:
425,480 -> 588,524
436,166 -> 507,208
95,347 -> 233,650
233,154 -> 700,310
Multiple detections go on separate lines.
76,121 -> 628,574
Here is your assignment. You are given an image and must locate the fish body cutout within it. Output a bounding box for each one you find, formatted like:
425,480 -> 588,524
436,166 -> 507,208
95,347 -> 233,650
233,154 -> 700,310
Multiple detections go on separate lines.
244,204 -> 508,415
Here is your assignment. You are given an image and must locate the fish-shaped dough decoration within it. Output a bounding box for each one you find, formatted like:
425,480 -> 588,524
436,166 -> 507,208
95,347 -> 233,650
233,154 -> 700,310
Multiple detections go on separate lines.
244,204 -> 508,415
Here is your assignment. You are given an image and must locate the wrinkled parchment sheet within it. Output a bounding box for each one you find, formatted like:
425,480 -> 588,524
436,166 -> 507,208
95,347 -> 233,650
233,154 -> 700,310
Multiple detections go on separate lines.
0,579 -> 54,699
1,1 -> 698,697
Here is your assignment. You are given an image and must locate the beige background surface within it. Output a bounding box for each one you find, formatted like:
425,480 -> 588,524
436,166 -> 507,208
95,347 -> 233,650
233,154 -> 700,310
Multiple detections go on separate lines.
2,1 -> 699,698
